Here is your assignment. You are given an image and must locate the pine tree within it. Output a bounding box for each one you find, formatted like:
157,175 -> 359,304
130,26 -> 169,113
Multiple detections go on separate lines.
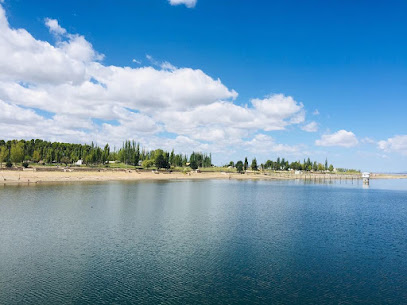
251,158 -> 258,171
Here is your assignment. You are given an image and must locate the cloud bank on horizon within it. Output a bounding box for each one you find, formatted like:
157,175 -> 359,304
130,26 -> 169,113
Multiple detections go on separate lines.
0,3 -> 405,168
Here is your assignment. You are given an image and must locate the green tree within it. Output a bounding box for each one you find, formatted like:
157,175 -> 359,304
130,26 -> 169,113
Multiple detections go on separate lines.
265,160 -> 273,170
169,149 -> 175,166
0,146 -> 8,168
32,150 -> 41,163
189,160 -> 198,170
329,164 -> 334,172
276,157 -> 281,170
244,157 -> 248,171
133,143 -> 140,166
119,140 -> 139,165
45,148 -> 54,163
10,142 -> 25,164
251,158 -> 258,170
102,144 -> 110,164
155,152 -> 168,169
236,161 -> 244,173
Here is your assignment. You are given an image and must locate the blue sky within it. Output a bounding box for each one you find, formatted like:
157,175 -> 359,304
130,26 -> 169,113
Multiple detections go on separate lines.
0,0 -> 406,171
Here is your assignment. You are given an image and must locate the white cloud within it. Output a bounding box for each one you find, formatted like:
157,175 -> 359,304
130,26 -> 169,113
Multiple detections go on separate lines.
301,121 -> 318,132
59,34 -> 104,62
361,137 -> 376,144
378,135 -> 407,156
132,59 -> 141,64
45,18 -> 104,62
44,18 -> 66,36
251,94 -> 305,125
168,0 -> 197,8
0,99 -> 43,125
244,134 -> 304,155
0,18 -> 86,84
156,94 -> 305,142
315,130 -> 358,147
160,61 -> 177,71
313,109 -> 320,115
145,54 -> 177,71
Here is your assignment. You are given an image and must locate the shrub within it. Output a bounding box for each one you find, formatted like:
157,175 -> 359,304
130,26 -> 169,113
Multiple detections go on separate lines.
142,159 -> 154,169
22,162 -> 29,168
6,161 -> 12,168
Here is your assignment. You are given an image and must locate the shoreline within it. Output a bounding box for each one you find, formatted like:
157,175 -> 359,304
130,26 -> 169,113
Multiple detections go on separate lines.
1,169 -> 405,186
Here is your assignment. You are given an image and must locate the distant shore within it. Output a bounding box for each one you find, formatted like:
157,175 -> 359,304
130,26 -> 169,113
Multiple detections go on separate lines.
0,168 -> 405,185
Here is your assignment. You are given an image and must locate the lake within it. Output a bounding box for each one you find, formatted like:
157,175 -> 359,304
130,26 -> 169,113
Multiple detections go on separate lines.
1,179 -> 407,304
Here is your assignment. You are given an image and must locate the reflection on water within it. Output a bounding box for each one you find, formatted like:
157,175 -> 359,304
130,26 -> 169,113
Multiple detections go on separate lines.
0,179 -> 406,304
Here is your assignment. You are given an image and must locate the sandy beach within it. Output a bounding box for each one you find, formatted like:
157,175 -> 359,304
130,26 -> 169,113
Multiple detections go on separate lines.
0,168 -> 403,185
0,169 -> 236,185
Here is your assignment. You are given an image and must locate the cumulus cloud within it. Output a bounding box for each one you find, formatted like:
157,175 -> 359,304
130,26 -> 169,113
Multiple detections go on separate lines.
251,94 -> 305,125
0,18 -> 86,84
301,121 -> 318,132
168,0 -> 197,8
378,135 -> 407,156
0,4 -> 311,162
156,94 -> 305,142
315,130 -> 358,147
45,18 -> 104,62
244,134 -> 304,155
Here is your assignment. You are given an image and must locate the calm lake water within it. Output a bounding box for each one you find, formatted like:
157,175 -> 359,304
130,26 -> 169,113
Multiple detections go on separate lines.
1,179 -> 407,304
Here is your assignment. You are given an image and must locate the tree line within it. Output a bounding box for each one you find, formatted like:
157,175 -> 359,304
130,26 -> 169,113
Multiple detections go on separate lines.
0,139 -> 212,170
229,157 -> 336,173
0,139 -> 359,173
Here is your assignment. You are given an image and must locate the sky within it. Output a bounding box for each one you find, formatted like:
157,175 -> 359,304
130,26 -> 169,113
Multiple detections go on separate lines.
0,0 -> 406,172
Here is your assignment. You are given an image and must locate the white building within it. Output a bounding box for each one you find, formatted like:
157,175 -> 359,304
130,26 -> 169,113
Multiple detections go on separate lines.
75,159 -> 83,166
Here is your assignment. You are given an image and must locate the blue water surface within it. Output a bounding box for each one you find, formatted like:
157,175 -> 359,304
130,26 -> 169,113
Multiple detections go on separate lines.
0,179 -> 406,304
